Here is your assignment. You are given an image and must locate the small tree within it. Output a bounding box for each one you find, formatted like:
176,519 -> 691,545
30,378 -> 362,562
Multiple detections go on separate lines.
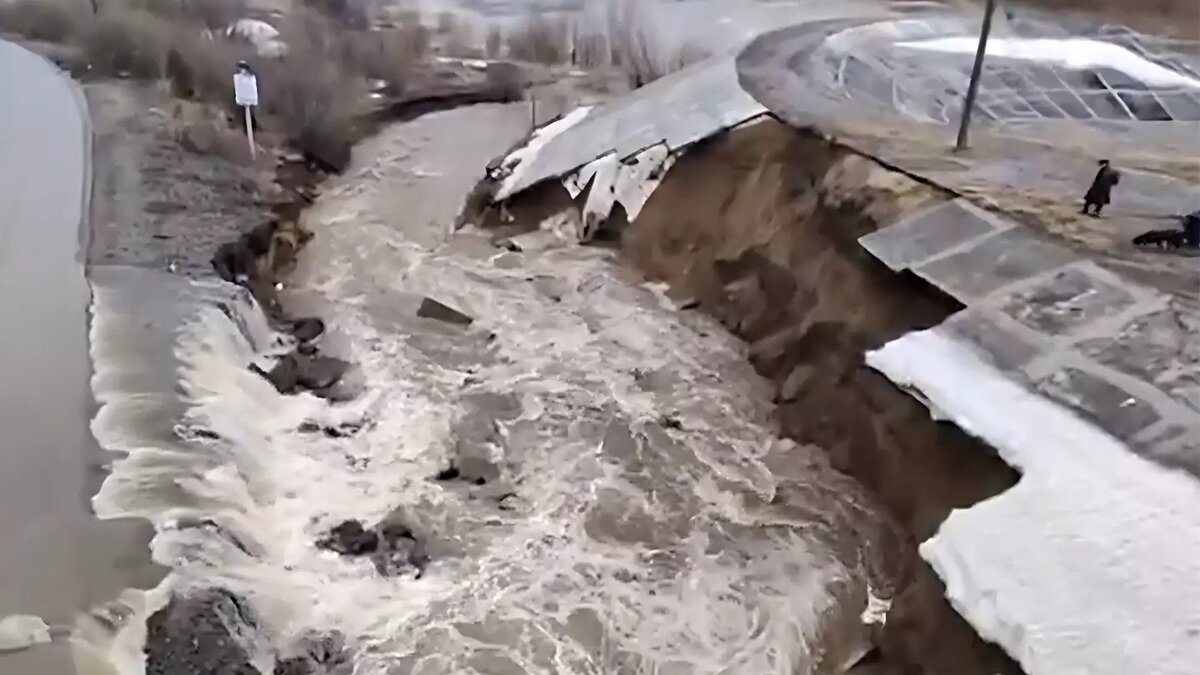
485,25 -> 502,59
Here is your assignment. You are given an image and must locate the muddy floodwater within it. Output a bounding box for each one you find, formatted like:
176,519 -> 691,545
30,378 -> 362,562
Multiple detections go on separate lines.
77,100 -> 905,674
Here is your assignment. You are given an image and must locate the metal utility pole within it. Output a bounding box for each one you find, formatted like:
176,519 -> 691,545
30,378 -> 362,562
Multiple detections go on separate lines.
955,0 -> 998,151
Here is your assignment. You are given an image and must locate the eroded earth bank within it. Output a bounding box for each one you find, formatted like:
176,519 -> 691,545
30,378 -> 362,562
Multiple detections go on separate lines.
481,118 -> 1027,674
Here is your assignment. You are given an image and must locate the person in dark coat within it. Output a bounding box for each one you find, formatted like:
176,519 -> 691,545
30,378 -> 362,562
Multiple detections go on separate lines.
1183,209 -> 1200,248
1082,159 -> 1120,217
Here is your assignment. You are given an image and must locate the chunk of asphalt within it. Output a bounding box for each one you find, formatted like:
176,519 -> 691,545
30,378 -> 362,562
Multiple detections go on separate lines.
417,298 -> 474,326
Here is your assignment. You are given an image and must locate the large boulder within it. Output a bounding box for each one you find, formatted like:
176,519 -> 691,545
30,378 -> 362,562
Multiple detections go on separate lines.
290,317 -> 326,343
316,514 -> 429,578
252,354 -> 300,394
296,354 -> 350,390
144,590 -> 258,675
211,241 -> 257,284
316,521 -> 377,556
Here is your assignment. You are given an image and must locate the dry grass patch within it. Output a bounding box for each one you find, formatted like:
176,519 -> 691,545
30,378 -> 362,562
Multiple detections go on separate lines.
0,0 -> 78,42
79,8 -> 175,78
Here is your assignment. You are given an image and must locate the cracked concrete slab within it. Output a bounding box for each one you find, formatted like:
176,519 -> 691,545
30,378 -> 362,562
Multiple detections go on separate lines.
1034,366 -> 1161,440
858,199 -> 1006,271
1131,425 -> 1200,476
915,228 -> 1077,301
499,57 -> 766,199
1076,304 -> 1200,415
939,309 -> 1042,372
1000,266 -> 1137,335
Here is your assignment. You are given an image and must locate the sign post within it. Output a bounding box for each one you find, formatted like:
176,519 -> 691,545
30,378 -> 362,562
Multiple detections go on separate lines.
955,0 -> 997,151
233,64 -> 259,160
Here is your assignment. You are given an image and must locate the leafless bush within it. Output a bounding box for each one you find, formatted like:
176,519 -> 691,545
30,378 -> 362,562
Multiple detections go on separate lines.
337,26 -> 428,90
254,28 -> 365,171
301,0 -> 369,29
506,13 -> 568,65
485,25 -> 502,59
79,8 -> 172,78
486,61 -> 523,100
586,0 -> 709,87
166,33 -> 252,103
443,27 -> 481,58
571,29 -> 608,68
125,0 -> 248,29
0,0 -> 78,42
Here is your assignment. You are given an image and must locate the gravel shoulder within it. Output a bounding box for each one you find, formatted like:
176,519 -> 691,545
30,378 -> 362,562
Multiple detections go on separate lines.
85,80 -> 277,275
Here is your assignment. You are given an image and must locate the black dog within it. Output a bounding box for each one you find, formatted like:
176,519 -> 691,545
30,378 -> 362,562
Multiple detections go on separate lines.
1132,229 -> 1186,249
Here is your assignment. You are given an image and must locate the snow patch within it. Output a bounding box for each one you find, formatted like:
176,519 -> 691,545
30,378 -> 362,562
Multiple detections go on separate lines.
860,589 -> 891,626
0,614 -> 51,652
898,37 -> 1200,90
493,107 -> 593,201
225,19 -> 287,58
563,143 -> 676,242
867,328 -> 1200,675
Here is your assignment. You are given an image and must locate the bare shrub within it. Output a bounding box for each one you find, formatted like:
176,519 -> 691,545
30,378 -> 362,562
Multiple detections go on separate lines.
254,34 -> 364,171
443,25 -> 480,59
125,0 -> 248,29
485,25 -> 502,59
506,13 -> 567,65
184,0 -> 248,30
168,100 -> 256,165
486,61 -> 523,100
80,9 -> 172,78
166,33 -> 252,103
0,0 -> 78,42
337,26 -> 428,90
301,0 -> 368,29
571,29 -> 608,68
586,0 -> 709,87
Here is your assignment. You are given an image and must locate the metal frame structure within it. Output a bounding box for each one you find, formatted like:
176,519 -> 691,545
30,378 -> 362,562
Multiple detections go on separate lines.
815,12 -> 1200,130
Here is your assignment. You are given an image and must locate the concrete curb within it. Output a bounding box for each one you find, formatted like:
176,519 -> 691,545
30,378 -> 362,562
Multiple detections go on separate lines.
65,65 -> 94,270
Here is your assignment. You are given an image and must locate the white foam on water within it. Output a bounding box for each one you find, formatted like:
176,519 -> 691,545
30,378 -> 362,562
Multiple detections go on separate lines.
867,328 -> 1200,675
82,104 -> 900,674
0,614 -> 51,652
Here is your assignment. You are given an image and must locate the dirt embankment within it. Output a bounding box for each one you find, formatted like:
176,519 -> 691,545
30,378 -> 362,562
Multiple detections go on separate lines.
622,119 -> 1023,674
622,119 -> 1022,673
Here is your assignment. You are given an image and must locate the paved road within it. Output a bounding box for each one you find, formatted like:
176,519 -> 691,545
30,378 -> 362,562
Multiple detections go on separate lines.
0,40 -> 154,674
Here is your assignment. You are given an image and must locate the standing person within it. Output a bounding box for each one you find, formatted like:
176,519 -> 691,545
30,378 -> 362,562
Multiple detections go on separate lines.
1082,159 -> 1120,217
1183,209 -> 1200,248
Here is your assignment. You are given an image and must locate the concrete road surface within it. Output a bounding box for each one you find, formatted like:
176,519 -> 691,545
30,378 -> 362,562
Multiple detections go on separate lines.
0,39 -> 157,674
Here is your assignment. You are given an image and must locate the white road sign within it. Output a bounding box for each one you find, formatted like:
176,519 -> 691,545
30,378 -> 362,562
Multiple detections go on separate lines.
234,71 -> 259,107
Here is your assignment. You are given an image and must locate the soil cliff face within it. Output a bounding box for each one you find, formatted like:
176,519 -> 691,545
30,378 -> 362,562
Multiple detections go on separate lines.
621,118 -> 1023,674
